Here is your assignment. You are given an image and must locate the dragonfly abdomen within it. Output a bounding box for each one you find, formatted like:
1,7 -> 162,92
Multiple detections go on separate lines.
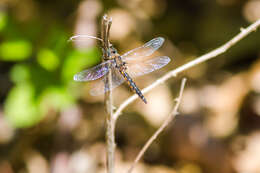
121,71 -> 147,104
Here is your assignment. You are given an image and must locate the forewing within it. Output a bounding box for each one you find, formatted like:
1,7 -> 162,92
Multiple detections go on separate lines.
90,67 -> 125,96
121,37 -> 165,61
126,56 -> 170,77
73,61 -> 112,81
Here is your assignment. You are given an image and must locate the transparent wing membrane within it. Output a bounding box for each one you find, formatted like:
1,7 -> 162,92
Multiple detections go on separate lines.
73,61 -> 112,81
90,67 -> 125,96
126,56 -> 171,77
122,37 -> 165,60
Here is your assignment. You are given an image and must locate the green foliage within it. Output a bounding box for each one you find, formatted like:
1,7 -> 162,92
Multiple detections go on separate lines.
4,83 -> 41,128
6,61 -> 77,127
0,11 -> 102,128
10,64 -> 31,84
3,44 -> 101,127
0,40 -> 32,61
0,11 -> 7,31
37,49 -> 60,71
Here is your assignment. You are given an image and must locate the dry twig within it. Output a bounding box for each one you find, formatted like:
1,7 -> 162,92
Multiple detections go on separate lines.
127,78 -> 187,173
101,15 -> 115,173
114,19 -> 260,121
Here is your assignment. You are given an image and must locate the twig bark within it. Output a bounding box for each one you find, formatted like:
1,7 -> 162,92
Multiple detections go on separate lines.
101,14 -> 115,173
114,19 -> 260,121
127,78 -> 187,173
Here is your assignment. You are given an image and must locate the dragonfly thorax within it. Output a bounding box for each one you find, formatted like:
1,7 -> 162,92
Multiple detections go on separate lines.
114,55 -> 127,71
102,44 -> 118,60
107,45 -> 127,70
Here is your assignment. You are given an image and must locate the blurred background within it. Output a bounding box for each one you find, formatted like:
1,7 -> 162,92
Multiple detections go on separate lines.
0,0 -> 260,172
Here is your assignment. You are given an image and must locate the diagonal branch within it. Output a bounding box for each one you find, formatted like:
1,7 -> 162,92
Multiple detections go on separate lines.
114,19 -> 260,121
127,78 -> 187,173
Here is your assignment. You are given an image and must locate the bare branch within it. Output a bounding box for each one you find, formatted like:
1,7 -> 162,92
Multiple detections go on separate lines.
127,78 -> 187,173
101,14 -> 116,173
114,19 -> 260,121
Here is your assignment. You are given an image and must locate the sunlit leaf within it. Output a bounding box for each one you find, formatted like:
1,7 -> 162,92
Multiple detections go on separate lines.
10,64 -> 30,83
4,83 -> 42,128
0,11 -> 7,31
0,40 -> 32,61
37,49 -> 60,71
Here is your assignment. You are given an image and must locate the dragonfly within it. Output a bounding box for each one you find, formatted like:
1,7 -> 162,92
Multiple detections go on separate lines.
73,37 -> 171,104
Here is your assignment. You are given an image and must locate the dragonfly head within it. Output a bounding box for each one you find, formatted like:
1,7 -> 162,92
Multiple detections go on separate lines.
110,45 -> 117,53
103,43 -> 119,60
108,45 -> 118,57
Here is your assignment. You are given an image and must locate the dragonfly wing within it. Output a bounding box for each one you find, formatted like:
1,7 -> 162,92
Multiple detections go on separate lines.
121,37 -> 165,60
73,61 -> 112,81
126,56 -> 171,77
90,67 -> 125,96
